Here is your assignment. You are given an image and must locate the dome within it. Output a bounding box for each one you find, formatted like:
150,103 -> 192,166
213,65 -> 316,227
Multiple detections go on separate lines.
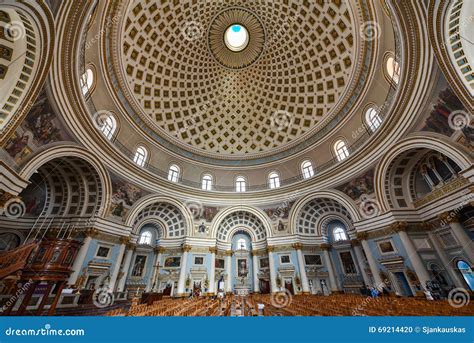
113,0 -> 367,160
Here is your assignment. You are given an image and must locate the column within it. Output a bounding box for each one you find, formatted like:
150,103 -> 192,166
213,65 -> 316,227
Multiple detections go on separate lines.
293,243 -> 310,294
109,236 -> 129,292
321,244 -> 338,292
267,246 -> 278,293
208,247 -> 217,295
428,232 -> 465,288
357,232 -> 383,287
225,250 -> 233,293
151,247 -> 166,292
394,223 -> 430,290
68,228 -> 98,286
117,243 -> 135,292
351,239 -> 371,286
440,212 -> 474,263
48,281 -> 66,315
252,251 -> 260,293
176,245 -> 191,296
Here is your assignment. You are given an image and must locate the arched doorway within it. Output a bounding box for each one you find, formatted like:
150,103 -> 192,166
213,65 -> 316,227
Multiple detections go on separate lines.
231,231 -> 253,295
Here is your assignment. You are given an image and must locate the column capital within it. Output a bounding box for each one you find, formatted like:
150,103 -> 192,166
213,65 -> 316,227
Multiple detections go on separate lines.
390,221 -> 408,232
413,222 -> 433,231
356,232 -> 369,241
350,239 -> 360,247
438,211 -> 460,223
209,246 -> 218,254
154,246 -> 166,254
267,245 -> 275,252
119,236 -> 130,245
292,243 -> 303,250
126,242 -> 137,250
182,244 -> 192,252
320,243 -> 332,251
85,228 -> 99,238
224,250 -> 233,256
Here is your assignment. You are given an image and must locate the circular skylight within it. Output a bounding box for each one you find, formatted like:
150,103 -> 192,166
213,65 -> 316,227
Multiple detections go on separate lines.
224,24 -> 249,52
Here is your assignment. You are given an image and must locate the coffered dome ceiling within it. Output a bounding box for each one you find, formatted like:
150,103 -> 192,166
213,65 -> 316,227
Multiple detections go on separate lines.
112,0 -> 368,159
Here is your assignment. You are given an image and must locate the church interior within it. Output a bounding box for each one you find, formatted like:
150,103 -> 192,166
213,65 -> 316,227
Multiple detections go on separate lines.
0,0 -> 473,317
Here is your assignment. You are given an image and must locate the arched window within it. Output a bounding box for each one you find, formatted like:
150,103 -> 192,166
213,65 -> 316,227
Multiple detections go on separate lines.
168,165 -> 180,183
133,146 -> 147,167
99,114 -> 117,140
236,176 -> 246,192
80,68 -> 94,96
386,56 -> 400,85
457,260 -> 474,291
333,227 -> 348,241
139,230 -> 152,245
237,238 -> 247,250
202,174 -> 213,191
334,140 -> 349,162
365,107 -> 382,132
301,160 -> 314,179
268,172 -> 280,189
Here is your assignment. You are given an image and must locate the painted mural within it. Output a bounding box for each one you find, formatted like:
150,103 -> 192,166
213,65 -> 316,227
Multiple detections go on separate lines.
336,169 -> 375,201
419,76 -> 472,147
109,173 -> 149,219
19,173 -> 47,216
262,200 -> 295,233
2,88 -> 71,164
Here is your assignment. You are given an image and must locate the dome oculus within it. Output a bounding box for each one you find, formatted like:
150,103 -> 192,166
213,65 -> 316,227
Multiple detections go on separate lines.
224,24 -> 249,52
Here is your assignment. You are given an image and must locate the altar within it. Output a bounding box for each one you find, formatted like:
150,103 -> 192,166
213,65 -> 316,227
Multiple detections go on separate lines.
234,276 -> 251,296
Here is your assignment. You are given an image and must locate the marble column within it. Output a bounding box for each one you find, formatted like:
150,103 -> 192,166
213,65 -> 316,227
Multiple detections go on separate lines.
267,246 -> 278,293
394,223 -> 430,290
252,251 -> 260,293
208,247 -> 217,295
428,231 -> 465,288
440,212 -> 474,263
321,244 -> 338,292
225,250 -> 233,293
109,236 -> 130,292
351,239 -> 371,286
293,243 -> 310,294
357,232 -> 384,287
176,245 -> 192,296
117,243 -> 136,292
148,246 -> 165,292
68,228 -> 98,286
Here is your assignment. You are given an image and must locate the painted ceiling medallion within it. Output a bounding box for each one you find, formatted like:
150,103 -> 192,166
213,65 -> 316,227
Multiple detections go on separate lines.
208,7 -> 265,70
